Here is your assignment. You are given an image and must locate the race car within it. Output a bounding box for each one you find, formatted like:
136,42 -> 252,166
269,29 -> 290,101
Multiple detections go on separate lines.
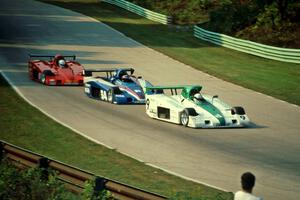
28,54 -> 84,85
83,68 -> 153,104
145,85 -> 250,128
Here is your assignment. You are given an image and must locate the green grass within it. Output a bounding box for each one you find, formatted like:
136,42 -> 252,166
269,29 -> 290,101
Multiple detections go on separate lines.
39,0 -> 300,106
0,74 -> 233,199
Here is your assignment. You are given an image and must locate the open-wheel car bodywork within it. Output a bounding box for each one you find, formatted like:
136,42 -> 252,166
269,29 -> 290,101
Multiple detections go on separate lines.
84,68 -> 152,104
28,54 -> 84,86
145,85 -> 250,128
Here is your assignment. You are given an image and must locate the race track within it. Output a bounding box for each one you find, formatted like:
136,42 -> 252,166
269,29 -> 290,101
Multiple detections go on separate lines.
1,0 -> 300,199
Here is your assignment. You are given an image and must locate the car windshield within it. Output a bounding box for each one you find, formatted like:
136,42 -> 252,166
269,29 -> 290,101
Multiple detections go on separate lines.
194,93 -> 205,102
118,71 -> 128,78
122,78 -> 133,83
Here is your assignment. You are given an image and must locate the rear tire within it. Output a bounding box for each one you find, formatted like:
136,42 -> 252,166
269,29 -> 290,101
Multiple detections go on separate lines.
31,69 -> 39,80
91,87 -> 100,98
180,109 -> 189,126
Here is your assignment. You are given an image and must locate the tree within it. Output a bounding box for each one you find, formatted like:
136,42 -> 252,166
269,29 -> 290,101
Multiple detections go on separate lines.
278,0 -> 289,20
257,0 -> 292,21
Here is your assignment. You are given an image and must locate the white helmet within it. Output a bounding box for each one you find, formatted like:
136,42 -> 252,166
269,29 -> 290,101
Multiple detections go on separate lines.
194,93 -> 203,101
58,59 -> 66,67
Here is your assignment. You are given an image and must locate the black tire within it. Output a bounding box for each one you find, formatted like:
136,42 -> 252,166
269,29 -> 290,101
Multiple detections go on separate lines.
231,106 -> 246,115
185,108 -> 198,116
32,69 -> 39,80
180,109 -> 189,126
40,70 -> 53,84
91,87 -> 100,98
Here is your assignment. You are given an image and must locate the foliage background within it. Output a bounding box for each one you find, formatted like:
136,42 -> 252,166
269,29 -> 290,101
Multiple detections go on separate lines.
126,0 -> 300,48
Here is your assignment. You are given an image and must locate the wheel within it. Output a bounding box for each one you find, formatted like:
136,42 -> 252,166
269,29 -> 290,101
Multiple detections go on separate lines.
30,69 -> 39,80
40,72 -> 47,84
33,70 -> 39,80
180,109 -> 189,126
40,70 -> 53,85
231,106 -> 245,115
91,87 -> 100,98
107,89 -> 113,103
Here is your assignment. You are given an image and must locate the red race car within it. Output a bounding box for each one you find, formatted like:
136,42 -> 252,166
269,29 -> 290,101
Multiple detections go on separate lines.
28,54 -> 84,86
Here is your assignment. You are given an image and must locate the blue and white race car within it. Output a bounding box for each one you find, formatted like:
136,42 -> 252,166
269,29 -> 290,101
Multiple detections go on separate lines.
83,68 -> 152,104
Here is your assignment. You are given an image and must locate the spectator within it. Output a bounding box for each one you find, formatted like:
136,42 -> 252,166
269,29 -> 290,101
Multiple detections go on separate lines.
234,172 -> 263,200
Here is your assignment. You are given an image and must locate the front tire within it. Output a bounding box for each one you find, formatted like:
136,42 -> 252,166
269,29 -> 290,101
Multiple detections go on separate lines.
180,109 -> 189,126
40,72 -> 47,84
231,106 -> 246,115
40,70 -> 53,85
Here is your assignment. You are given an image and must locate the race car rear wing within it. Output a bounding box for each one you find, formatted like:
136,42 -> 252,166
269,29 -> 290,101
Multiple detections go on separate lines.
83,68 -> 134,77
145,86 -> 185,95
145,85 -> 202,97
28,54 -> 76,60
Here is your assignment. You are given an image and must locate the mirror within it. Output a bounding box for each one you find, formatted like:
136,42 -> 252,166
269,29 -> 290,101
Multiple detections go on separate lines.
212,95 -> 218,104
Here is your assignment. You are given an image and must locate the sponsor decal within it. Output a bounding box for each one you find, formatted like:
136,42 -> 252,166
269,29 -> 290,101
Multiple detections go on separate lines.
100,90 -> 107,101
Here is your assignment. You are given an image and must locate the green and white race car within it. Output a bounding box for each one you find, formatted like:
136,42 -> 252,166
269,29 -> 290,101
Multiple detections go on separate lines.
145,85 -> 250,128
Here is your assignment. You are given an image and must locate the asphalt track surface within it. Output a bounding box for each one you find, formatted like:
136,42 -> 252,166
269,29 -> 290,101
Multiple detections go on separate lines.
0,0 -> 300,199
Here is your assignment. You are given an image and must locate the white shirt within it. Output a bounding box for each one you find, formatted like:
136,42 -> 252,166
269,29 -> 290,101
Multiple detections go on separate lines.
234,191 -> 262,200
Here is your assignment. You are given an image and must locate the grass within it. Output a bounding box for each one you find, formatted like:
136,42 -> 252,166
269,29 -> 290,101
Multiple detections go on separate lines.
39,0 -> 300,106
0,74 -> 233,199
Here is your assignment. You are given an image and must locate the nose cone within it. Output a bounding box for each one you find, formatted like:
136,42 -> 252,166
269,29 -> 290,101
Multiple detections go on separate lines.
59,67 -> 73,77
130,85 -> 145,100
136,89 -> 145,99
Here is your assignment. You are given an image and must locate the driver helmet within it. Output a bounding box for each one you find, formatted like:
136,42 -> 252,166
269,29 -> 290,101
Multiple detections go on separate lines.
121,75 -> 130,81
58,59 -> 66,67
194,93 -> 204,101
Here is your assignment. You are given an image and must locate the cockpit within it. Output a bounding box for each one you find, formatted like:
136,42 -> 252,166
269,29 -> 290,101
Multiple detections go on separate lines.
121,75 -> 133,83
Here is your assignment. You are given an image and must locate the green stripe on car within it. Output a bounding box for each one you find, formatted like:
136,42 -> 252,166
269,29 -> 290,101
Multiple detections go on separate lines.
196,101 -> 225,126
